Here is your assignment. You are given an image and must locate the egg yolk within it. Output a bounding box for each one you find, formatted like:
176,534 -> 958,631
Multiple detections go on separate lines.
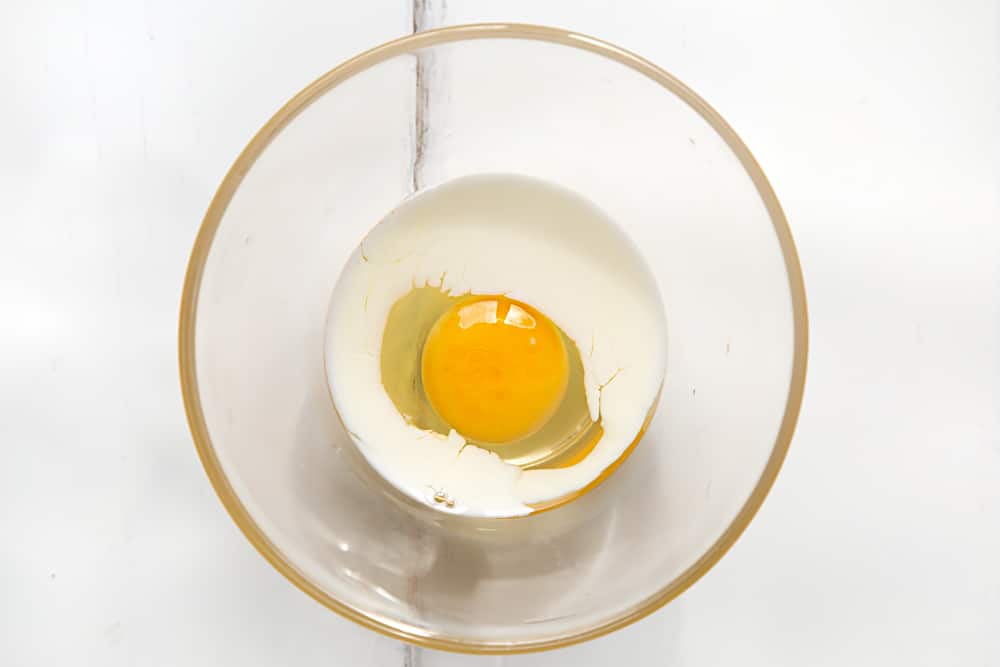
421,296 -> 569,444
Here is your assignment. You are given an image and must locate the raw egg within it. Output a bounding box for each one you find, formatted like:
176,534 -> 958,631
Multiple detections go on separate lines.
421,296 -> 569,445
325,174 -> 667,517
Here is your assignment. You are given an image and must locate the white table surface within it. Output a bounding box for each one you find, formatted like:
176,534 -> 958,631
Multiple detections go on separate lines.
3,1 -> 998,664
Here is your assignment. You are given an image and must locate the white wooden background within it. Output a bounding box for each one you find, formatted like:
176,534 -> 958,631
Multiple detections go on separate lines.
2,1 -> 998,665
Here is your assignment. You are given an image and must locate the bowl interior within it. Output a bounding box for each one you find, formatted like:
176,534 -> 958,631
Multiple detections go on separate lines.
182,25 -> 806,652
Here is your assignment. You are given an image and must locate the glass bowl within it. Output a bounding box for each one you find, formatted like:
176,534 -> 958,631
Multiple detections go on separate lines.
179,24 -> 807,653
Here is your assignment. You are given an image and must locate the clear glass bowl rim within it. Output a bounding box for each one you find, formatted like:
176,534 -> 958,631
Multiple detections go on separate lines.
178,22 -> 809,654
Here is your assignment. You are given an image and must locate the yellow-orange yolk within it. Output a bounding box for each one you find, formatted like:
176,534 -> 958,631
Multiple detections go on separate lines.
420,296 -> 569,444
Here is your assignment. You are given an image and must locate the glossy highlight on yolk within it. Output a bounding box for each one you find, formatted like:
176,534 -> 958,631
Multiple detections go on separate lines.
421,296 -> 569,444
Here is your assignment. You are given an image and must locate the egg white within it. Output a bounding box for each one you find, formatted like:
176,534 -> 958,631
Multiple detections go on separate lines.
325,174 -> 667,517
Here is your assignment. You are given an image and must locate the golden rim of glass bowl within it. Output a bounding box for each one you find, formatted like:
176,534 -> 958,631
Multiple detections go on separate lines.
178,22 -> 809,655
